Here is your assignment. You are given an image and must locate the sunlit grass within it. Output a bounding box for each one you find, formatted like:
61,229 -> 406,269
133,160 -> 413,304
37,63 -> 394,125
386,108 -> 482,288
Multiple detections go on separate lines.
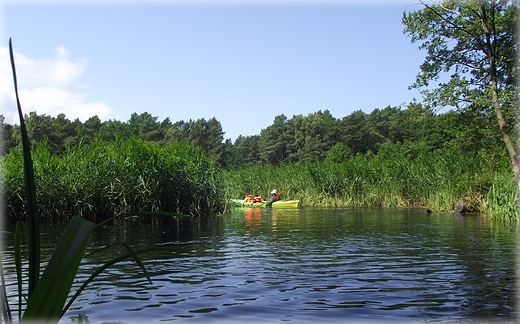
222,150 -> 518,222
2,137 -> 224,224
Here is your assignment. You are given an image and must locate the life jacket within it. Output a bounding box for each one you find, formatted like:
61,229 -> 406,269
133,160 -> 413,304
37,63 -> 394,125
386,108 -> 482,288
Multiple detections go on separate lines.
245,194 -> 254,202
275,195 -> 280,201
254,196 -> 262,203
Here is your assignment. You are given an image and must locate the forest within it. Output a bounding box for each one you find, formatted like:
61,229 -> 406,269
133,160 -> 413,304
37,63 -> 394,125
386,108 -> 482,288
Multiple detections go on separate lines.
0,102 -> 511,169
1,102 -> 518,223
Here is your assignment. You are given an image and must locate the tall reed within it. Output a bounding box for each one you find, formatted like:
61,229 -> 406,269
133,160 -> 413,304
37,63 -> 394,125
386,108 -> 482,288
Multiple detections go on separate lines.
222,148 -> 519,222
485,173 -> 519,222
2,137 -> 224,224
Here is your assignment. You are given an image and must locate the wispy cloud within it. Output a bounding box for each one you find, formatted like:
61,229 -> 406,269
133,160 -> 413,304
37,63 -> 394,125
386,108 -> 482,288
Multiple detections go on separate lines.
0,45 -> 112,124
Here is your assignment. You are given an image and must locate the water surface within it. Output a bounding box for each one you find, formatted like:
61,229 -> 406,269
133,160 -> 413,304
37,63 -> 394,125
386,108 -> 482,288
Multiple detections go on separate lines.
3,208 -> 518,323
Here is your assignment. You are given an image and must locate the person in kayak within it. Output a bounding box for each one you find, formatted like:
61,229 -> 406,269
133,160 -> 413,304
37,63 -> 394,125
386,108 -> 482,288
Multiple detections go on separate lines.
243,194 -> 263,206
266,189 -> 280,206
243,194 -> 254,205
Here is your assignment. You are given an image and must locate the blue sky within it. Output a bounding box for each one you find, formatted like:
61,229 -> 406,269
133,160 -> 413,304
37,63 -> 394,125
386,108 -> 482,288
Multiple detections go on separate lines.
1,1 -> 426,141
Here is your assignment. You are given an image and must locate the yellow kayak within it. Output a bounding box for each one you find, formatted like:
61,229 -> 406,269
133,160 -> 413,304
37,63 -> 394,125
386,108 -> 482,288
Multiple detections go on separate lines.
230,199 -> 300,208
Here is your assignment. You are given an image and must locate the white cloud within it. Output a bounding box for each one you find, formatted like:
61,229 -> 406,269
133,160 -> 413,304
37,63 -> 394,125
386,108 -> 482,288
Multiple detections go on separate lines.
0,45 -> 112,125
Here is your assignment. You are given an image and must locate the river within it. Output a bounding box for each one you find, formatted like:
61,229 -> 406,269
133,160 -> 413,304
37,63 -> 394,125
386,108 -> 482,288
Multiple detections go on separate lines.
2,207 -> 518,323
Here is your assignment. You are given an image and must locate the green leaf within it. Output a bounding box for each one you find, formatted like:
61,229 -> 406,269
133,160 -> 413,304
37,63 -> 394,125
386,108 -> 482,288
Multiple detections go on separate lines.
84,242 -> 153,285
9,38 -> 40,298
122,243 -> 152,284
14,222 -> 22,319
62,246 -> 164,316
0,250 -> 13,324
21,216 -> 95,323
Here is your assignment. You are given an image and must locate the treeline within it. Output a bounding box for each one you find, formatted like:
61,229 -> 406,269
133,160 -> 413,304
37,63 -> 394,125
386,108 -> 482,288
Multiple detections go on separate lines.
1,103 -> 517,222
0,102 -> 506,168
1,112 -> 228,162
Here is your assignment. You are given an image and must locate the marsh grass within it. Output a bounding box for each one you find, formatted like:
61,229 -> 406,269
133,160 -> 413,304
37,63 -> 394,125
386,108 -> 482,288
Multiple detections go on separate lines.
485,174 -> 519,222
2,137 -> 224,224
223,149 -> 518,222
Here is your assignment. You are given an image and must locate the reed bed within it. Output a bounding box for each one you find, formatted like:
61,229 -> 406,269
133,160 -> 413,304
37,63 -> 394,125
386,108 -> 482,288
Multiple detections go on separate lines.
1,137 -> 225,224
222,149 -> 519,222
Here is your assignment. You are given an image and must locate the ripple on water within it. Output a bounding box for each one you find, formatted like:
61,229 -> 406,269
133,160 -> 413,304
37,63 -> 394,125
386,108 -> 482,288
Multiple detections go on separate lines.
2,209 -> 517,323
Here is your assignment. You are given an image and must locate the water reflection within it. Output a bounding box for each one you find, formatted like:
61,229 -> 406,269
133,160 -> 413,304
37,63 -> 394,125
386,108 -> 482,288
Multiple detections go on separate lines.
244,207 -> 263,231
2,208 -> 518,323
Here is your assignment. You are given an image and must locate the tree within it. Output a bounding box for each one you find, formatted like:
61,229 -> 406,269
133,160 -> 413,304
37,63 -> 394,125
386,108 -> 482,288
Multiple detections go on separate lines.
0,115 -> 11,155
97,119 -> 131,142
340,110 -> 382,155
259,114 -> 289,165
51,113 -> 76,151
128,112 -> 164,142
393,102 -> 432,144
226,135 -> 260,169
181,117 -> 225,163
25,112 -> 53,149
325,142 -> 352,164
403,0 -> 520,184
78,115 -> 102,145
286,110 -> 339,163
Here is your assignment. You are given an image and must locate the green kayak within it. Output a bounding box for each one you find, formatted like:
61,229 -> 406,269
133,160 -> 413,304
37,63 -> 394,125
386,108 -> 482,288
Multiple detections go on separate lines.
230,198 -> 300,208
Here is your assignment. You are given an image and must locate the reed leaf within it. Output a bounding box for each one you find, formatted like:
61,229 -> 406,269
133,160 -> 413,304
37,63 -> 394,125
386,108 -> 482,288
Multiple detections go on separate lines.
13,223 -> 22,319
21,216 -> 95,322
62,246 -> 170,316
9,38 -> 40,298
0,253 -> 13,324
75,313 -> 90,324
83,242 -> 153,285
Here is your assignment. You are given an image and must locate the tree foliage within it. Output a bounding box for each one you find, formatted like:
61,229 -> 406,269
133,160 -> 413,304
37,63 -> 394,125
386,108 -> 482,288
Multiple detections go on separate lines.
402,0 -> 519,183
258,114 -> 289,165
286,110 -> 339,163
1,101 -> 507,170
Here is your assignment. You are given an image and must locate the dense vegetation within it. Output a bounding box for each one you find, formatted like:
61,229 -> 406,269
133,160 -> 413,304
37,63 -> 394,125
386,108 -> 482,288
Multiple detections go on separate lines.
1,137 -> 223,223
1,102 -> 518,223
0,101 -> 510,168
2,0 -> 519,223
223,147 -> 518,221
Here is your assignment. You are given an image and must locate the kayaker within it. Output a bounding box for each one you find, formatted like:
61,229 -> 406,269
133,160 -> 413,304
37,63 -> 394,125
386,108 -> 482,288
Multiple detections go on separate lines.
266,189 -> 280,206
243,194 -> 254,205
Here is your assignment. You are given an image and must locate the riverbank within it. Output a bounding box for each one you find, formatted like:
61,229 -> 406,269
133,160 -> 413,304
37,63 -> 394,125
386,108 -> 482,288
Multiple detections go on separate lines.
222,149 -> 519,222
2,139 -> 518,224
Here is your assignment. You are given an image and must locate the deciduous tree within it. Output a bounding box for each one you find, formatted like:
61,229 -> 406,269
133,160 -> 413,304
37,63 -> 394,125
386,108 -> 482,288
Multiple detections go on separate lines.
403,0 -> 519,184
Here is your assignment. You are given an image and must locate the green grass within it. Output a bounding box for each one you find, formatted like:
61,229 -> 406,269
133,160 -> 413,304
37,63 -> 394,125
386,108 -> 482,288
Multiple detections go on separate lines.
485,174 -> 519,223
2,137 -> 224,224
222,149 -> 519,222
